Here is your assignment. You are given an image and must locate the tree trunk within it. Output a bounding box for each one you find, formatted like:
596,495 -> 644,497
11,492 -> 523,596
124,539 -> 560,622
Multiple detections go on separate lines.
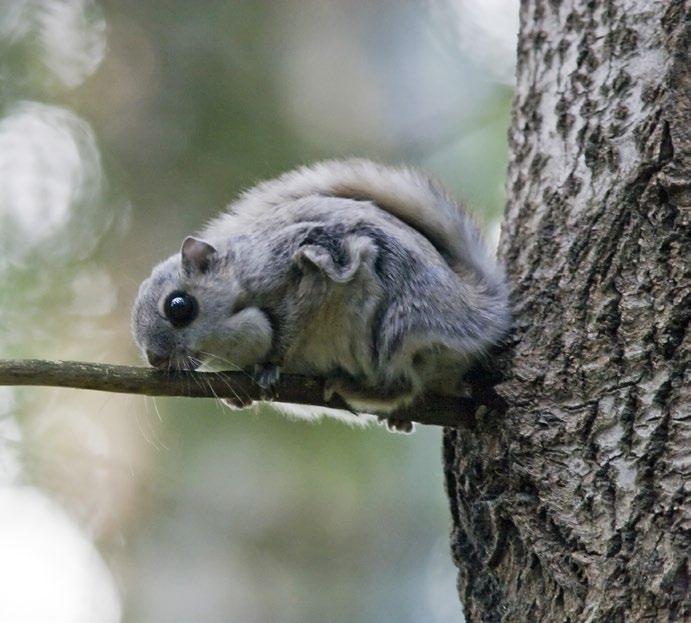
443,1 -> 689,621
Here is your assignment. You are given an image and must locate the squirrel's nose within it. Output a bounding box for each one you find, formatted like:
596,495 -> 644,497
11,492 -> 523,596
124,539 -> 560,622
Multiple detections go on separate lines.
146,350 -> 169,368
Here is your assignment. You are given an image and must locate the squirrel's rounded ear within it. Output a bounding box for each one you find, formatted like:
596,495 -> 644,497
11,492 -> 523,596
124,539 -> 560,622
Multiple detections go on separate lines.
181,237 -> 217,274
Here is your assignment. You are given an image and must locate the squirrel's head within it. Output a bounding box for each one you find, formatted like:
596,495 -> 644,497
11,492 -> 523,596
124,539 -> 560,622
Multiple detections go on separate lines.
132,237 -> 273,371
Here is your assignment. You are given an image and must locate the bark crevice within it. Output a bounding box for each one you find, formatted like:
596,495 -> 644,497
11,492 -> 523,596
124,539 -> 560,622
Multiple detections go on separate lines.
444,1 -> 689,621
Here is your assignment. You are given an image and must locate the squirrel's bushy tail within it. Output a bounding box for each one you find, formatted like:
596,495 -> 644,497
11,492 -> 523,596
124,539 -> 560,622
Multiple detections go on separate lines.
211,158 -> 506,297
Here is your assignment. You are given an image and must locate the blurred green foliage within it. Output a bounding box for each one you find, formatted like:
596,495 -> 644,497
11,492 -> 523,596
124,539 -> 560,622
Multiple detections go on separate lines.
0,1 -> 513,621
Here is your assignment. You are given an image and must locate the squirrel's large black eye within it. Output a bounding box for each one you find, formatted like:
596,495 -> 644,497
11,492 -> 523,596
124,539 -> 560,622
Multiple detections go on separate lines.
164,291 -> 198,328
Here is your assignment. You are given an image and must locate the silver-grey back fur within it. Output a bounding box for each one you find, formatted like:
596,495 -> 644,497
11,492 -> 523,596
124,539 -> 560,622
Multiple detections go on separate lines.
132,159 -> 510,425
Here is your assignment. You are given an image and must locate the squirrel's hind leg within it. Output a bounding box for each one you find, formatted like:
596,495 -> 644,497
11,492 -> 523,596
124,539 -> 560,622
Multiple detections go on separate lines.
323,376 -> 416,434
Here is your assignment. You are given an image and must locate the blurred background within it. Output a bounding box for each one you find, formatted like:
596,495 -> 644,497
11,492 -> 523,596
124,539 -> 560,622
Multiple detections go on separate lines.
0,1 -> 517,621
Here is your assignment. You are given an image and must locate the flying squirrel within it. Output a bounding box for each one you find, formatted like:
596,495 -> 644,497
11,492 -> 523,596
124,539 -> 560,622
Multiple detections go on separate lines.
132,159 -> 510,432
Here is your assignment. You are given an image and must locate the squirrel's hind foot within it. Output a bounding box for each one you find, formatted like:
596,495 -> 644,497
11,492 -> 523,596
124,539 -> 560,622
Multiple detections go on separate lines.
378,416 -> 415,434
324,376 -> 416,434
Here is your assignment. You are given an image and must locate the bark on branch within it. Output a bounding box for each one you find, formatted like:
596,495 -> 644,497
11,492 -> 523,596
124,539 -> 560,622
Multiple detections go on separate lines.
0,358 -> 484,428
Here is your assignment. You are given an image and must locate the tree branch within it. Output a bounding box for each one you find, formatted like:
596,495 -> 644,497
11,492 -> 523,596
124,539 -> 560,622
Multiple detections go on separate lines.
0,359 -> 483,428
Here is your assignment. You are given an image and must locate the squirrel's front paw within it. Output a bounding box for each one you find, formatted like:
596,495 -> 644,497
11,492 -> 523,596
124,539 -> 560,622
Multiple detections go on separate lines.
254,363 -> 280,399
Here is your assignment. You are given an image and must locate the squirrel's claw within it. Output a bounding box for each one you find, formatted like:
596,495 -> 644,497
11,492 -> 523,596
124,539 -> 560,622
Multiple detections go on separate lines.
378,416 -> 415,434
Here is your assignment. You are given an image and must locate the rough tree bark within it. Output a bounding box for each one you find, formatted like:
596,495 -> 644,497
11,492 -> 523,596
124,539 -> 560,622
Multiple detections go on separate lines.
444,1 -> 689,621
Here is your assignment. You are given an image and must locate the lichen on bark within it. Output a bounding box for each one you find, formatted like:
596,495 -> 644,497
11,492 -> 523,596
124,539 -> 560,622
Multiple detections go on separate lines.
443,1 -> 690,621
